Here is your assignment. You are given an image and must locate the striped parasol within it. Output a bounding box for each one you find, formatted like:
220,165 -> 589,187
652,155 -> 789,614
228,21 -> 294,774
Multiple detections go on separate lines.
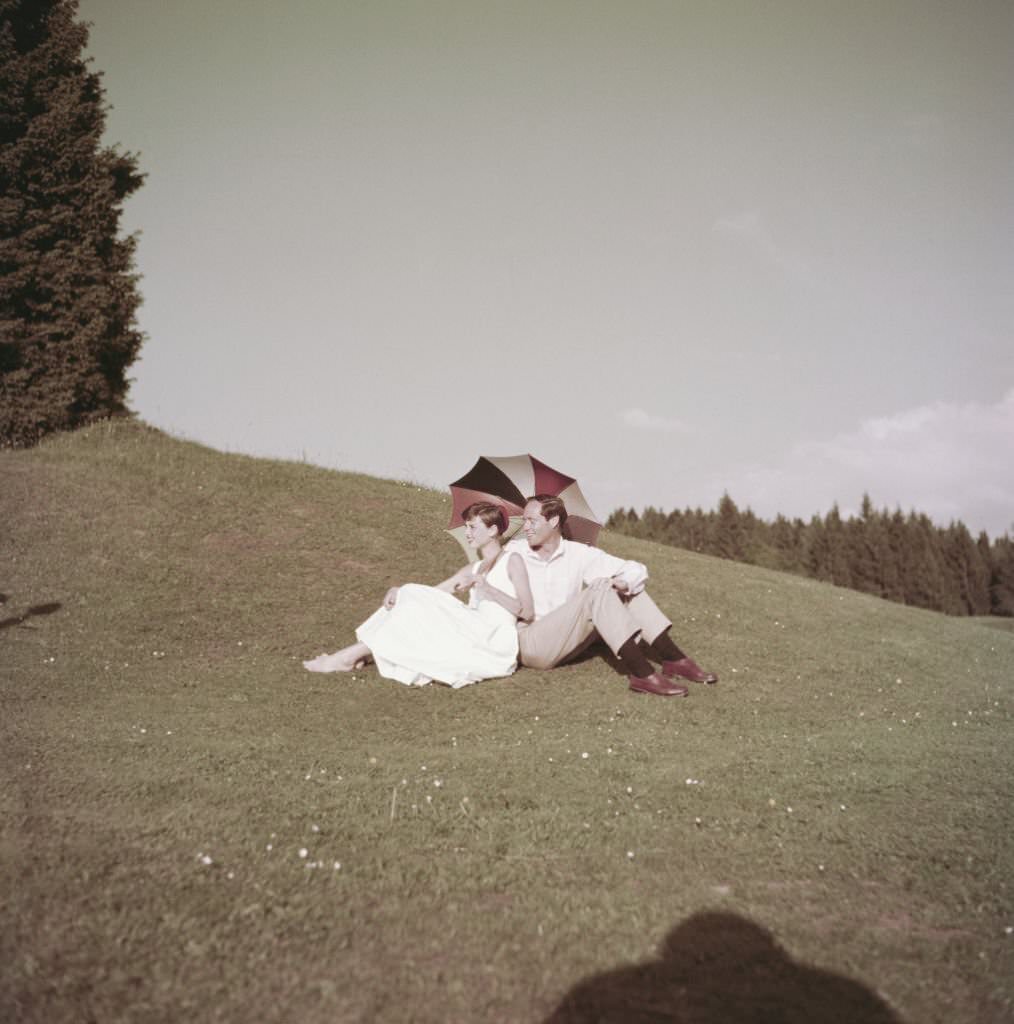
446,454 -> 601,557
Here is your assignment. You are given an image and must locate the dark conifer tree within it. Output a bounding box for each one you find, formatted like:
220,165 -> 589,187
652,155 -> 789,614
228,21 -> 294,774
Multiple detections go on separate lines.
849,495 -> 884,597
988,537 -> 1014,616
714,492 -> 746,561
770,514 -> 800,571
807,504 -> 851,588
805,513 -> 831,582
942,523 -> 991,615
0,0 -> 144,446
902,513 -> 947,611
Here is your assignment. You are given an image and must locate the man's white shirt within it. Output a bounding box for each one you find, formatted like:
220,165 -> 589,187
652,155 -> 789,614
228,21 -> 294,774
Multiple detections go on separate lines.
505,538 -> 649,620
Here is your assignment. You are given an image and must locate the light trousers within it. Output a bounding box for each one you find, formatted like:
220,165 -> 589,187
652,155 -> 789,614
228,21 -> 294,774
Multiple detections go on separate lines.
517,580 -> 672,671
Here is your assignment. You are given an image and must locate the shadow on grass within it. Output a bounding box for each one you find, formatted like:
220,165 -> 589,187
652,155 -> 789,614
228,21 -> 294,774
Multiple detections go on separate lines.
564,640 -> 627,676
541,910 -> 903,1023
0,601 -> 62,630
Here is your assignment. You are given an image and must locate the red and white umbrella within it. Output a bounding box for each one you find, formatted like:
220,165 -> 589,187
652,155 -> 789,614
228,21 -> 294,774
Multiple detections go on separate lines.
446,454 -> 601,556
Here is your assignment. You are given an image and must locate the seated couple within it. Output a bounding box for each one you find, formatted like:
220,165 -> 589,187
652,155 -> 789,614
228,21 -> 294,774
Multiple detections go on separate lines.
303,495 -> 717,697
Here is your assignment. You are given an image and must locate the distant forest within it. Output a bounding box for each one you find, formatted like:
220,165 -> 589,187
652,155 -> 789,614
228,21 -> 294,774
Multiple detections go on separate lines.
606,494 -> 1014,618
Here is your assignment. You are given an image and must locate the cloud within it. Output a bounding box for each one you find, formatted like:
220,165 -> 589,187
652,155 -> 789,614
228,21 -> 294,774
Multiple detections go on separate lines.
707,390 -> 1014,537
712,210 -> 812,283
621,407 -> 691,434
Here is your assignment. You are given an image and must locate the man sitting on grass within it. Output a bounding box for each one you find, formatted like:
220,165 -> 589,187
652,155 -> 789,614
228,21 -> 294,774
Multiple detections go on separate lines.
505,494 -> 718,697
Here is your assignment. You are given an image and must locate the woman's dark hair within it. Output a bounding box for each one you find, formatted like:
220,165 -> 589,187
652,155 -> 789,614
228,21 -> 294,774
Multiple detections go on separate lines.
527,494 -> 568,528
462,501 -> 508,536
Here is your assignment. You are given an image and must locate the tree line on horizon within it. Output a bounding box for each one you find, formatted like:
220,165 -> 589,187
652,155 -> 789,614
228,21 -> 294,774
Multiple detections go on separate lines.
607,494 -> 1014,618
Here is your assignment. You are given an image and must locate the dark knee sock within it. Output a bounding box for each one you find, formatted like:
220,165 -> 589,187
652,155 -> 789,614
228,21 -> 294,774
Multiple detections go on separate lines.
649,629 -> 686,663
617,636 -> 656,678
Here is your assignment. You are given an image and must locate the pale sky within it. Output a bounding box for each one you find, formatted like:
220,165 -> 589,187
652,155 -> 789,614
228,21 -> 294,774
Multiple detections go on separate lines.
80,0 -> 1014,536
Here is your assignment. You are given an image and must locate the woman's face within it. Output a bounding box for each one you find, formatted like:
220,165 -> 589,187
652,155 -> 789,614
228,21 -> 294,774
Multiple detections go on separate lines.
464,516 -> 499,548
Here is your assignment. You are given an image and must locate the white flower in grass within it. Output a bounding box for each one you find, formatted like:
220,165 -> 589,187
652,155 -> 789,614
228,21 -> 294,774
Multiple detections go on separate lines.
626,850 -> 635,860
581,752 -> 589,759
434,779 -> 443,788
333,861 -> 342,871
311,824 -> 320,833
298,848 -> 308,859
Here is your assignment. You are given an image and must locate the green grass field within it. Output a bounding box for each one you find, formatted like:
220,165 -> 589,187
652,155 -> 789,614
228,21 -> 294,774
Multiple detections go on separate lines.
3,419 -> 1012,1023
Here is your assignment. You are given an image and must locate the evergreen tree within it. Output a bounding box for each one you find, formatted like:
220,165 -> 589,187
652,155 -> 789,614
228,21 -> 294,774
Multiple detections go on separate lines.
769,515 -> 797,571
884,508 -> 910,603
989,537 -> 1014,616
714,492 -> 746,561
805,513 -> 832,582
1,0 -> 144,447
942,523 -> 991,615
849,495 -> 885,597
902,513 -> 946,611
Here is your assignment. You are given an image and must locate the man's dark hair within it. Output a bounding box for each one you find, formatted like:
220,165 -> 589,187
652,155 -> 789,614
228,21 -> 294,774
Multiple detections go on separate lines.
527,494 -> 568,528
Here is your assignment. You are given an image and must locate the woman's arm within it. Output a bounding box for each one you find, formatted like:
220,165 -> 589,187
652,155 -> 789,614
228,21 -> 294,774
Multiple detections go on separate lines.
507,553 -> 535,623
383,566 -> 472,608
435,564 -> 474,594
472,554 -> 534,623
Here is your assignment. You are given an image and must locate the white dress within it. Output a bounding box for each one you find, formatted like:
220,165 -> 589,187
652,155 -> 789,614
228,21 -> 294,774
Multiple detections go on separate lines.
355,555 -> 519,688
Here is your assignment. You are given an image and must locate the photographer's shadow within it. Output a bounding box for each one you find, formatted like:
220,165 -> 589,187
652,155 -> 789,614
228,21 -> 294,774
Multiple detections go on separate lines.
542,910 -> 903,1024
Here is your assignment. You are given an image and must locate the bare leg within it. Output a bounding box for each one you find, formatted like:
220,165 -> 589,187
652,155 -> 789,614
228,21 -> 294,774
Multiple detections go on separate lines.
303,641 -> 373,673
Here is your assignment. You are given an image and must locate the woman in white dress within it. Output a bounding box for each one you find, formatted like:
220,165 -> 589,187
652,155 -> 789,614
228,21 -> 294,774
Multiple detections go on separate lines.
303,502 -> 534,687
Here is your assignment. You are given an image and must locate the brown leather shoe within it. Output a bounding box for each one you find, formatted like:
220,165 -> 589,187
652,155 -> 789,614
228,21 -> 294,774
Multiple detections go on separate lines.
662,657 -> 718,685
629,672 -> 689,697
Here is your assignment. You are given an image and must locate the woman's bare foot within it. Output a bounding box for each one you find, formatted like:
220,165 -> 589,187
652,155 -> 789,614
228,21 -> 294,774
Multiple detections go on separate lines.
303,652 -> 355,673
303,646 -> 373,673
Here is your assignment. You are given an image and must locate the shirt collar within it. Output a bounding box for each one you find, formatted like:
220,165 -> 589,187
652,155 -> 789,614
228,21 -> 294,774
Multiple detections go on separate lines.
510,536 -> 569,564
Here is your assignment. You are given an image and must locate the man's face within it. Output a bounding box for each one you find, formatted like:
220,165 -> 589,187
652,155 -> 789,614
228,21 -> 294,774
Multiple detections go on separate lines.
522,500 -> 559,548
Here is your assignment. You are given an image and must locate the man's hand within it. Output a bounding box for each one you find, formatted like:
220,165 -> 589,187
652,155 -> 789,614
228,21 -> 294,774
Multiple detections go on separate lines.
383,587 -> 400,609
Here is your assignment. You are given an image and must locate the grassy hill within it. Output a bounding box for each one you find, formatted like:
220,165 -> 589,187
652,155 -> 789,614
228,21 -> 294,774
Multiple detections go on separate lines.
2,419 -> 1012,1023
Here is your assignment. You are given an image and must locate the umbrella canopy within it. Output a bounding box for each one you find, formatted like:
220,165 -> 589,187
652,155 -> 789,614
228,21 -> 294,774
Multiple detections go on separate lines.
446,454 -> 601,557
